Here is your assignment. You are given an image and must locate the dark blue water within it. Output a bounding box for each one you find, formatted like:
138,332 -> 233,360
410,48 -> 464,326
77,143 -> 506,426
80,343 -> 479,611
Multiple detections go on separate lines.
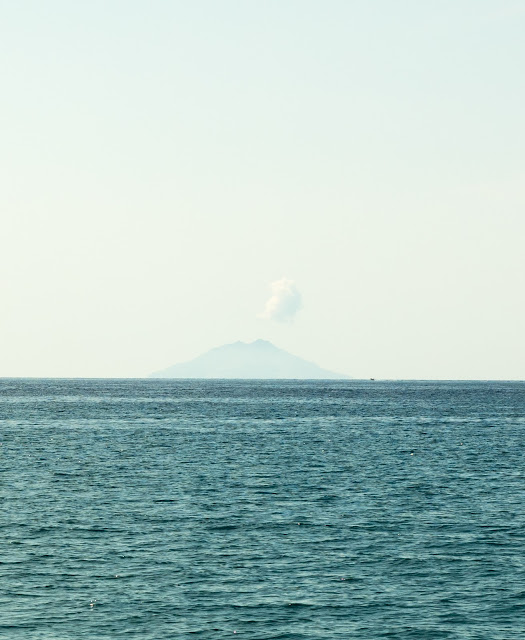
1,379 -> 524,639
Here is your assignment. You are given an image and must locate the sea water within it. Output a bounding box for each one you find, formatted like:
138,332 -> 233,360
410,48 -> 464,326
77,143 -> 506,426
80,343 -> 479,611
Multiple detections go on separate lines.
1,379 -> 524,639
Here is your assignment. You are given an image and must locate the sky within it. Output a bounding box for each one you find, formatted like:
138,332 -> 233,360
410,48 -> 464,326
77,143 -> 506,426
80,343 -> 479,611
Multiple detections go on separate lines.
2,0 -> 524,379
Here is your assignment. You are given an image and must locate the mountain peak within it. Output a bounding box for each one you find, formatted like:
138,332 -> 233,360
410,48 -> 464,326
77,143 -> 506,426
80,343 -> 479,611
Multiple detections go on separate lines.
250,339 -> 276,348
151,340 -> 348,379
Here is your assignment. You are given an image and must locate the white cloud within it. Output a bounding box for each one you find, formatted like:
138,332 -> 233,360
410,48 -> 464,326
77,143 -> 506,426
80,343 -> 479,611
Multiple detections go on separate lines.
260,277 -> 302,322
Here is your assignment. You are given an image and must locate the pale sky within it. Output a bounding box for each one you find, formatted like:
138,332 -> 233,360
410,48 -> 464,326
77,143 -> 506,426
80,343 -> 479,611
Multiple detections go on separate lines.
2,0 -> 524,379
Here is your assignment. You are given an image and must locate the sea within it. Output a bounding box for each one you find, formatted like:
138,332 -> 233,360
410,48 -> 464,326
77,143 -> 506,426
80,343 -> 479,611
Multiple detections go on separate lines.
1,379 -> 524,639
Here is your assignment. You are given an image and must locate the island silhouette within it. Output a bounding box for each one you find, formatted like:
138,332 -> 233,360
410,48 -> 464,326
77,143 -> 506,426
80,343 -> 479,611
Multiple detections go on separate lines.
150,339 -> 349,379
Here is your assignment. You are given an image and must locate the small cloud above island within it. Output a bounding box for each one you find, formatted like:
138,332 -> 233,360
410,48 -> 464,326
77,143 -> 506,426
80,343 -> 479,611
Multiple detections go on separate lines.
260,277 -> 302,322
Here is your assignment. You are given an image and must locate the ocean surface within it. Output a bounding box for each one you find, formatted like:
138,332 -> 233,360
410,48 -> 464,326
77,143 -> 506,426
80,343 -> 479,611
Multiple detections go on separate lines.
1,379 -> 524,639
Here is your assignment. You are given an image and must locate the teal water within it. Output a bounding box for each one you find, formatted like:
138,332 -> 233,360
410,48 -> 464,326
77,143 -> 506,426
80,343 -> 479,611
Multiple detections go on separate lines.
1,379 -> 524,639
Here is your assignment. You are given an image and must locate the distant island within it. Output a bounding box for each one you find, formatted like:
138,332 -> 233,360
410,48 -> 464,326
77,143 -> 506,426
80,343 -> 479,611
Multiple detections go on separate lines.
150,339 -> 349,379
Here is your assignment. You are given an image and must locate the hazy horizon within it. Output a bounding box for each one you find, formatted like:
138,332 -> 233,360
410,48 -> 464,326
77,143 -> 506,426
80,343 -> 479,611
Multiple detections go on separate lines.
2,1 -> 524,380
1,337 -> 523,381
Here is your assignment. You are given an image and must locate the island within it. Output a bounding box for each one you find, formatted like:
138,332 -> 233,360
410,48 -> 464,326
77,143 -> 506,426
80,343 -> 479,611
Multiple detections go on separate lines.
150,339 -> 349,379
